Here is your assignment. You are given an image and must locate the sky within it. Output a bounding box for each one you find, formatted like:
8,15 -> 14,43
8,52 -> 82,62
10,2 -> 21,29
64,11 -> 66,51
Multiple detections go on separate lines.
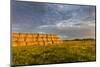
11,0 -> 96,40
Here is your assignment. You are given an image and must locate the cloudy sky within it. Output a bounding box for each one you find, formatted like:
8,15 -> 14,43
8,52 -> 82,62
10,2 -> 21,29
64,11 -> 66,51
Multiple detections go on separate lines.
11,0 -> 96,40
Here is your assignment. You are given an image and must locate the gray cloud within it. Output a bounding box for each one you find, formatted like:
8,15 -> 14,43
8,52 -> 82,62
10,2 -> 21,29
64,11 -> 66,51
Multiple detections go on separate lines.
12,1 -> 96,39
36,20 -> 95,39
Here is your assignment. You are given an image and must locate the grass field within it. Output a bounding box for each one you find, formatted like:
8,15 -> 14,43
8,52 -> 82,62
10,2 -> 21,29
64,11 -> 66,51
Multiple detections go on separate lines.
12,39 -> 96,66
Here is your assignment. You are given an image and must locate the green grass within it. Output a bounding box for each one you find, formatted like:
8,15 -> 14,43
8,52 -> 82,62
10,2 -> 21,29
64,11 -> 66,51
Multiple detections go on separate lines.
12,39 -> 96,66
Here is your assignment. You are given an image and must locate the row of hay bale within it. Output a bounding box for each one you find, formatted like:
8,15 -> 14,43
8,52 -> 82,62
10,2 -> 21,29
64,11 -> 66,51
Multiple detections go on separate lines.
12,41 -> 62,47
12,37 -> 60,42
12,32 -> 63,47
12,32 -> 59,38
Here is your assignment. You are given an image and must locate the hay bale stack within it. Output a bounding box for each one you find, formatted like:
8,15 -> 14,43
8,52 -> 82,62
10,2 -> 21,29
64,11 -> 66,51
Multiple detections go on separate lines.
12,32 -> 63,47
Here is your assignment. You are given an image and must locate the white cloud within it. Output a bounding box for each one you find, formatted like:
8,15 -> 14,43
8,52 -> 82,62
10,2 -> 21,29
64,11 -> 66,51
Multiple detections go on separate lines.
37,25 -> 55,29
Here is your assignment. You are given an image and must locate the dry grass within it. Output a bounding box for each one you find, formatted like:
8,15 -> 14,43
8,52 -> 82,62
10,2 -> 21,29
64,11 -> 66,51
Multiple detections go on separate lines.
12,39 -> 96,66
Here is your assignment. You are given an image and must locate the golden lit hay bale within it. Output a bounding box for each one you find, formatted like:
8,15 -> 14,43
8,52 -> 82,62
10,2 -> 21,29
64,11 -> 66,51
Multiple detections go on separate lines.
38,34 -> 44,37
51,38 -> 56,41
26,42 -> 34,46
26,34 -> 33,37
37,38 -> 43,41
45,34 -> 48,37
18,42 -> 26,46
33,41 -> 38,45
31,42 -> 36,45
12,37 -> 18,42
19,33 -> 26,37
43,38 -> 47,41
38,41 -> 44,46
42,37 -> 47,39
12,42 -> 18,47
48,36 -> 52,38
54,36 -> 59,39
30,42 -> 38,45
25,37 -> 33,42
32,37 -> 37,39
44,41 -> 48,45
32,33 -> 38,37
52,36 -> 58,39
33,38 -> 37,41
18,37 -> 25,41
12,32 -> 19,37
42,34 -> 47,37
47,37 -> 51,39
37,37 -> 42,39
47,39 -> 51,41
32,35 -> 37,38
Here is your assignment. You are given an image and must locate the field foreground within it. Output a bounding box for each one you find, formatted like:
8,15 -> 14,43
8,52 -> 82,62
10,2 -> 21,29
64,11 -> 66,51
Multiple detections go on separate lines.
12,39 -> 96,66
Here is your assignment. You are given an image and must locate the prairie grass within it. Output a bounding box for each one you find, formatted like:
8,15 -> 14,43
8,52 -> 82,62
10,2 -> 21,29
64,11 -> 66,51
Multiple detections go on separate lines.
12,39 -> 96,66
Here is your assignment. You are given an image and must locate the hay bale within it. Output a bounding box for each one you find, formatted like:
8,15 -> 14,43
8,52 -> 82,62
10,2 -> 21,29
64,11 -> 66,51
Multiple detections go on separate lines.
32,33 -> 38,37
12,32 -> 19,37
38,39 -> 43,41
27,42 -> 34,46
38,41 -> 44,46
25,37 -> 33,42
18,37 -> 25,41
51,38 -> 56,41
12,42 -> 18,47
12,37 -> 18,42
33,42 -> 38,45
47,39 -> 51,41
42,38 -> 47,41
38,34 -> 44,37
33,38 -> 37,41
18,42 -> 26,46
26,34 -> 33,37
37,37 -> 43,41
19,33 -> 26,37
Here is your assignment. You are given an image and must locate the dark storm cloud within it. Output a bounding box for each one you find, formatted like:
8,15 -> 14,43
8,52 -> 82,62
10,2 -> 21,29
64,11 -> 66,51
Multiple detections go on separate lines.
11,0 -> 96,39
